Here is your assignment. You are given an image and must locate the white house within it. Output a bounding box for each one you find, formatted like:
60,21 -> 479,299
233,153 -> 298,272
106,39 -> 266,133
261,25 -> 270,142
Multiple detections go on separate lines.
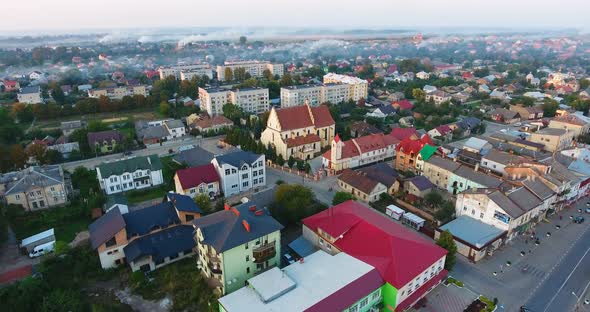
96,155 -> 164,195
416,71 -> 430,80
211,150 -> 266,197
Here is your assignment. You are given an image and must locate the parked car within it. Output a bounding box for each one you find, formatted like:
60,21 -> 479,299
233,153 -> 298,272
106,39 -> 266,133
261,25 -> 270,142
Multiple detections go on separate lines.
586,207 -> 590,213
574,216 -> 585,224
29,241 -> 55,258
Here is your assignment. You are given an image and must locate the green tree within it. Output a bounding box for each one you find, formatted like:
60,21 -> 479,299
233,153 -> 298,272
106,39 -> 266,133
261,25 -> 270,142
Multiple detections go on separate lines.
280,73 -> 293,87
412,88 -> 426,102
296,159 -> 305,171
304,162 -> 311,174
222,103 -> 245,124
270,184 -> 317,225
542,98 -> 559,117
332,191 -> 355,205
288,155 -> 295,168
239,36 -> 247,45
159,102 -> 171,116
224,67 -> 233,82
436,230 -> 457,271
51,85 -> 66,104
424,191 -> 443,208
194,194 -> 212,213
42,288 -> 83,312
262,69 -> 273,81
276,154 -> 285,166
435,200 -> 456,224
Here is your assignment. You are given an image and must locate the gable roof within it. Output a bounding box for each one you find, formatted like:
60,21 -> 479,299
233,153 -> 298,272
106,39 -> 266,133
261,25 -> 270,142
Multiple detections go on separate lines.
302,200 -> 447,288
274,104 -> 334,131
453,166 -> 503,188
389,127 -> 419,141
122,202 -> 181,237
426,155 -> 461,172
419,144 -> 438,161
338,169 -> 381,194
173,146 -> 214,167
97,155 -> 162,177
396,135 -> 433,154
357,163 -> 399,188
214,150 -> 262,168
89,208 -> 126,249
165,192 -> 203,213
175,164 -> 220,190
87,130 -> 123,146
406,175 -> 434,191
2,166 -> 65,196
123,225 -> 195,263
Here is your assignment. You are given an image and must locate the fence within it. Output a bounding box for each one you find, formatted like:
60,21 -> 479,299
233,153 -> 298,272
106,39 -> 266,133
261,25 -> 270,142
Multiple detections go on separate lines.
266,161 -> 322,182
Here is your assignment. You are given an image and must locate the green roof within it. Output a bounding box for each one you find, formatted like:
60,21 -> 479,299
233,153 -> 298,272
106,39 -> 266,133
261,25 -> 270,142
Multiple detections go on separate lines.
97,155 -> 163,177
419,144 -> 437,161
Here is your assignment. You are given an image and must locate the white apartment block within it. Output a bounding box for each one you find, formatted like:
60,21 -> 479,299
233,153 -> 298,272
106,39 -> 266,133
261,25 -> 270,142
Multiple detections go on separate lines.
211,151 -> 266,197
159,64 -> 214,80
199,87 -> 269,116
96,155 -> 164,195
88,85 -> 148,100
323,73 -> 369,101
217,61 -> 284,81
280,83 -> 351,108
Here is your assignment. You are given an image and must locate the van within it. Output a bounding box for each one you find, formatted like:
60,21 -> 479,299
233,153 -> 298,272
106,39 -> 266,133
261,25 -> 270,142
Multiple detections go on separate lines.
29,241 -> 55,258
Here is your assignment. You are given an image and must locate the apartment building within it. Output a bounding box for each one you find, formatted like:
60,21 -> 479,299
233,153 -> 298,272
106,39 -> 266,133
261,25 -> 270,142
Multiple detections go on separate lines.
88,85 -> 148,100
280,83 -> 351,108
17,86 -> 43,104
158,64 -> 214,80
199,87 -> 269,116
217,61 -> 284,81
261,104 -> 335,160
96,155 -> 164,195
174,164 -> 221,199
323,73 -> 368,101
528,128 -> 574,152
89,193 -> 201,271
302,201 -> 448,312
193,201 -> 283,295
211,151 -> 266,197
0,166 -> 70,211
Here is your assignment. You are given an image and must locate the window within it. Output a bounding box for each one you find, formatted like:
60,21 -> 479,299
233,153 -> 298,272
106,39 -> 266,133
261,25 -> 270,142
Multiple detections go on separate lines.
246,267 -> 250,274
480,212 -> 484,218
190,189 -> 196,194
259,178 -> 264,184
242,174 -> 248,179
348,304 -> 358,312
371,290 -> 381,301
359,297 -> 368,308
105,237 -> 117,248
231,169 -> 237,174
185,215 -> 194,222
232,184 -> 238,189
15,194 -> 20,200
246,255 -> 249,262
50,187 -> 55,191
36,191 -> 41,195
245,243 -> 248,249
259,169 -> 263,175
225,169 -> 230,175
242,182 -> 249,187
258,161 -> 263,167
253,171 -> 258,177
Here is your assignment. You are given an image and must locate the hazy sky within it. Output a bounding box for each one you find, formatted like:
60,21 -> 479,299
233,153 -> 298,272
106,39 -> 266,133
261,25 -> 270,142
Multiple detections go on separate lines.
2,0 -> 589,32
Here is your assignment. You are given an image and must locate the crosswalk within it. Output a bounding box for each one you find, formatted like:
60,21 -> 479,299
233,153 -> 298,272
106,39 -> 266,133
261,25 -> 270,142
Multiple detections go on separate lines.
516,262 -> 547,279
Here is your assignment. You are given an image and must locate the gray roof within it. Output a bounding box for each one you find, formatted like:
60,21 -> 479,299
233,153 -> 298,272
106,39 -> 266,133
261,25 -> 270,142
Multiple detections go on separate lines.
89,208 -> 126,249
105,194 -> 128,209
533,128 -> 568,136
97,155 -> 162,177
123,225 -> 195,263
214,150 -> 262,168
522,179 -> 555,201
138,125 -> 168,140
192,201 -> 284,253
483,149 -> 525,166
454,166 -> 503,188
506,187 -> 542,212
20,86 -> 40,94
172,146 -> 214,167
1,166 -> 65,196
440,216 -> 505,248
426,156 -> 461,172
357,163 -> 399,187
406,175 -> 434,191
165,119 -> 185,129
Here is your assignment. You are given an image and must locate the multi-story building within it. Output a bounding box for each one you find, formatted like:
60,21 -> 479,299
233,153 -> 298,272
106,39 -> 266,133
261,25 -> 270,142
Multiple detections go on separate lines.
199,87 -> 269,116
174,164 -> 221,199
280,83 -> 351,108
322,133 -> 399,171
193,201 -> 283,295
87,130 -> 124,154
394,135 -> 434,173
218,250 -> 384,312
425,90 -> 452,106
261,104 -> 335,160
337,169 -> 388,203
548,113 -> 590,137
302,200 -> 448,312
448,166 -> 503,195
217,61 -> 284,81
323,73 -> 368,101
0,166 -> 70,211
96,155 -> 164,195
423,156 -> 461,191
480,149 -> 527,176
528,128 -> 574,152
88,85 -> 148,100
17,86 -> 43,104
158,64 -> 214,80
89,193 -> 201,271
211,151 -> 266,197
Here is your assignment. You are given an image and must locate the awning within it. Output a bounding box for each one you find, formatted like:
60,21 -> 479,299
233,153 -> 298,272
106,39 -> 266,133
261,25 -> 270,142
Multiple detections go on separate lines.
288,236 -> 317,258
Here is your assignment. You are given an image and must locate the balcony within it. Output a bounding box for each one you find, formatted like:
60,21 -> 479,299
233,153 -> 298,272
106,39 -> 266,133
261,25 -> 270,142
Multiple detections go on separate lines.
252,242 -> 276,263
207,260 -> 222,274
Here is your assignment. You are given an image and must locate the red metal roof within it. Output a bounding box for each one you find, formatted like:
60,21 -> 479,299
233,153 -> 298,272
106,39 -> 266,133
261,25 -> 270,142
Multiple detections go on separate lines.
302,201 -> 447,288
395,135 -> 433,154
175,164 -> 220,190
390,127 -> 419,141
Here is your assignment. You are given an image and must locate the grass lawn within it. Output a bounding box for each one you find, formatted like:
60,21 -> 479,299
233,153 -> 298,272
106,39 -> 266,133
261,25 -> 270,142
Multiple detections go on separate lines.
126,187 -> 168,204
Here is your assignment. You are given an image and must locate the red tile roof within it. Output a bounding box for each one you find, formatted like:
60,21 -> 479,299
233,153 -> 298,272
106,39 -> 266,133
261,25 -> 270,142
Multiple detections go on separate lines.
396,135 -> 433,154
390,127 -> 419,141
323,133 -> 399,162
302,201 -> 447,288
393,100 -> 413,110
286,134 -> 321,148
310,105 -> 335,128
435,124 -> 452,135
175,164 -> 220,190
275,104 -> 334,131
3,80 -> 18,88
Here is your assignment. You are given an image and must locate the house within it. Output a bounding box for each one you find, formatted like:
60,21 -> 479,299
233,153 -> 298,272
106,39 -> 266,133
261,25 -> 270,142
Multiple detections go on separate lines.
509,105 -> 543,120
60,120 -> 86,137
211,150 -> 266,197
357,163 -> 400,195
428,125 -> 453,142
174,164 -> 221,199
193,200 -> 284,295
394,135 -> 433,173
218,250 -> 384,312
455,117 -> 481,136
423,156 -> 461,190
172,146 -> 214,168
487,108 -> 521,124
390,127 -> 420,141
403,176 -> 435,198
392,99 -> 414,111
96,155 -> 164,195
489,89 -> 510,101
349,121 -> 383,137
480,149 -> 527,175
399,116 -> 415,127
17,86 -> 43,104
447,166 -> 503,195
191,115 -> 234,133
89,193 -> 201,271
105,194 -> 129,214
366,105 -> 396,118
87,130 -> 124,154
0,166 -> 70,211
2,80 -> 20,92
425,90 -> 451,106
548,114 -> 590,137
302,201 -> 448,312
338,169 -> 388,203
528,128 -> 574,152
261,103 -> 335,160
135,122 -> 168,145
456,187 -> 543,240
416,71 -> 430,80
29,71 -> 45,81
452,92 -> 470,104
322,133 -> 399,171
463,137 -> 492,155
435,216 -> 506,263
423,85 -> 437,94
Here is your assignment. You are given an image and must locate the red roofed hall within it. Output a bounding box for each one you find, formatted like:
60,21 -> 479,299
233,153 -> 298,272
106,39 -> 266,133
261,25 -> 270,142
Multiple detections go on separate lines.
174,164 -> 221,198
302,200 -> 447,311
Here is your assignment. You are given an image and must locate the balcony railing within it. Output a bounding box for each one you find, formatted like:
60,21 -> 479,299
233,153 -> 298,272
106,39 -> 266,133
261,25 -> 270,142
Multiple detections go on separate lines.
252,242 -> 276,263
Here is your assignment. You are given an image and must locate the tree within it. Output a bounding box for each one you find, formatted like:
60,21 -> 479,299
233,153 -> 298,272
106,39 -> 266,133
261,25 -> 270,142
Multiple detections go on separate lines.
542,98 -> 559,117
159,102 -> 171,116
280,73 -> 293,87
436,230 -> 457,271
194,194 -> 212,212
239,36 -> 247,44
288,155 -> 295,168
41,288 -> 83,312
276,154 -> 285,166
270,184 -> 316,225
9,144 -> 27,170
262,69 -> 273,81
26,143 -> 46,164
304,162 -> 311,174
51,86 -> 66,104
222,103 -> 245,124
224,67 -> 233,82
424,192 -> 443,208
296,159 -> 305,171
332,191 -> 355,205
412,88 -> 426,102
435,200 -> 455,224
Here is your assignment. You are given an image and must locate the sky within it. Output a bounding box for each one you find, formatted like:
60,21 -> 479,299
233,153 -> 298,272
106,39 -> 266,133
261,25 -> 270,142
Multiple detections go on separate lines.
1,0 -> 589,33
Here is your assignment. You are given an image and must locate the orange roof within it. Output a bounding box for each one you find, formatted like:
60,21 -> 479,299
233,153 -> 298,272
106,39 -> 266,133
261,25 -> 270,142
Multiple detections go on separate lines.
275,104 -> 334,131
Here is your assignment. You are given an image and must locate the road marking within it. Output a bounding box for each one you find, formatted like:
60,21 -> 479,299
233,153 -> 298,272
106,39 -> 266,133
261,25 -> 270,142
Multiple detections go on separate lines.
542,244 -> 590,312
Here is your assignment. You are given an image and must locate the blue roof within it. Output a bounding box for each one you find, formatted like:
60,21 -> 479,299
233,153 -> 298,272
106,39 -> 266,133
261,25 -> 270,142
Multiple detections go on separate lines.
123,225 -> 195,263
214,150 -> 262,168
192,201 -> 283,253
166,192 -> 203,213
288,236 -> 317,258
122,202 -> 181,237
89,208 -> 126,249
440,216 -> 505,248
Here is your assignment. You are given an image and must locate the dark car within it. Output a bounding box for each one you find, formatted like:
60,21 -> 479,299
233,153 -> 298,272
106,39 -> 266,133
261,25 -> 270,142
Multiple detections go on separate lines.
574,216 -> 585,224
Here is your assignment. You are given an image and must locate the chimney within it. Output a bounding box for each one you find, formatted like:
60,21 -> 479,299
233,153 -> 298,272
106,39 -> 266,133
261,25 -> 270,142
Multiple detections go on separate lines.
474,163 -> 480,172
242,220 -> 250,232
224,203 -> 231,211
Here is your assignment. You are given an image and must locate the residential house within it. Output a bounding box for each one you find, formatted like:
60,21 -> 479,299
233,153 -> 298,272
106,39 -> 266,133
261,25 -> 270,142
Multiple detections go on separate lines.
190,115 -> 234,133
528,128 -> 574,152
322,133 -> 399,171
2,80 -> 20,92
480,149 -> 527,175
211,150 -> 266,197
172,146 -> 214,168
428,125 -> 453,142
87,130 -> 124,154
174,164 -> 221,199
302,201 -> 448,312
366,105 -> 396,118
88,193 -> 201,271
448,166 -> 503,195
17,86 -> 43,104
60,120 -> 86,137
403,176 -> 434,198
338,169 -> 388,203
0,166 -> 70,211
349,121 -> 383,137
425,90 -> 451,106
218,250 -> 384,312
423,85 -> 437,94
487,108 -> 521,124
455,117 -> 481,137
509,105 -> 543,120
261,104 -> 335,160
463,137 -> 493,155
394,135 -> 434,173
357,163 -> 400,195
423,156 -> 461,191
548,114 -> 590,137
96,155 -> 164,195
392,99 -> 414,111
193,201 -> 284,295
416,71 -> 430,80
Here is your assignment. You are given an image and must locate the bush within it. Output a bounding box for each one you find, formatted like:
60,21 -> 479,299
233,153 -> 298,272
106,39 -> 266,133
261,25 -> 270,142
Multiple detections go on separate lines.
479,295 -> 497,312
332,192 -> 355,205
446,277 -> 464,287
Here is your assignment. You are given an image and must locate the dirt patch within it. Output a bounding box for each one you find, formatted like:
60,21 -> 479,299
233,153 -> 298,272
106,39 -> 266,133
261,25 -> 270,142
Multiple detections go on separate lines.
115,288 -> 172,312
69,230 -> 89,248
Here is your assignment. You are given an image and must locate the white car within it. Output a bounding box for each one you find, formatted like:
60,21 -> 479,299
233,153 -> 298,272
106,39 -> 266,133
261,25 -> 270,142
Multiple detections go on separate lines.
29,241 -> 55,258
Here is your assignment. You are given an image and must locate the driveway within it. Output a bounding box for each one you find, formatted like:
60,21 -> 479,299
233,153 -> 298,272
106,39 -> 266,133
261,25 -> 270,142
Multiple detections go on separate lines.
0,226 -> 39,284
413,284 -> 477,312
